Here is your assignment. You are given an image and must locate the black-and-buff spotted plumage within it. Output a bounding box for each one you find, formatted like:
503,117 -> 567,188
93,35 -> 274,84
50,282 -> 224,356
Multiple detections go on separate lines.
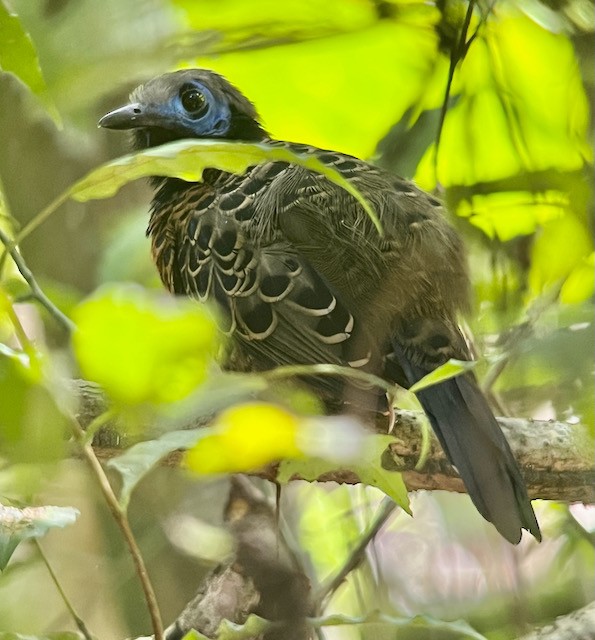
100,69 -> 540,544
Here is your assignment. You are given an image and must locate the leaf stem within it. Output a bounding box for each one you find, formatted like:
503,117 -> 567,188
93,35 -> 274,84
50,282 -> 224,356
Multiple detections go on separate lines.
0,226 -> 75,332
70,414 -> 164,640
34,539 -> 94,640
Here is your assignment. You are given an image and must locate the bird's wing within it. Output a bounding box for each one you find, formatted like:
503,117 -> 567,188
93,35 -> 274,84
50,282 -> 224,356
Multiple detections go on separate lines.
171,165 -> 382,406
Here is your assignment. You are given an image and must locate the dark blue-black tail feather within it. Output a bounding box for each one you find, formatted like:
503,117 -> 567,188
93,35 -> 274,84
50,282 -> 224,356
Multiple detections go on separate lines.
389,343 -> 541,544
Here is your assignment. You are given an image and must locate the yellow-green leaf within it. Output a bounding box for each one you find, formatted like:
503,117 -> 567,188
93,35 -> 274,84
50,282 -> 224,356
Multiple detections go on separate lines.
560,253 -> 595,305
72,284 -> 218,406
278,433 -> 410,513
408,359 -> 476,394
0,2 -> 59,123
69,140 -> 382,233
529,215 -> 593,300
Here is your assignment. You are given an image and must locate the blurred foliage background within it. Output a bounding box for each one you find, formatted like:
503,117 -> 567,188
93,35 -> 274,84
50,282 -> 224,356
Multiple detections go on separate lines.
0,0 -> 593,638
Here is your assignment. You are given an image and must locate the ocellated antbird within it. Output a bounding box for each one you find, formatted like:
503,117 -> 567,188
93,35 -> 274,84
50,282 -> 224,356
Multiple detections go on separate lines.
100,69 -> 540,544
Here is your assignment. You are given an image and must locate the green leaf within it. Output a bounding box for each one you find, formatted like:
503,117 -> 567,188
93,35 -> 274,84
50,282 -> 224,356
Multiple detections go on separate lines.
108,428 -> 212,510
355,435 -> 410,513
0,350 -> 67,464
278,434 -> 410,513
308,611 -> 487,639
217,615 -> 270,639
560,252 -> 595,305
408,359 -> 476,394
213,611 -> 487,639
69,139 -> 382,234
72,283 -> 219,407
0,504 -> 79,571
181,630 -> 211,640
529,214 -> 593,301
192,13 -> 441,160
0,2 -> 59,123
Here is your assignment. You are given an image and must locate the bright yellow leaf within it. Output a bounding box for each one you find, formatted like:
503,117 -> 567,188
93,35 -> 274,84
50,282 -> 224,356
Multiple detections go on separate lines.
185,402 -> 302,474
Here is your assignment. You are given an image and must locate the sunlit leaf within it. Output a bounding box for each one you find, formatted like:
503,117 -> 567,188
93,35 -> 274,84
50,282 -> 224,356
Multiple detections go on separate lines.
408,359 -> 476,394
108,428 -> 211,509
529,215 -> 593,299
72,284 -> 218,406
0,504 -> 79,571
0,2 -> 59,123
186,403 -> 303,474
174,0 -> 375,41
560,253 -> 595,305
189,9 -> 441,159
415,6 -> 592,245
433,7 -> 590,184
455,191 -> 569,241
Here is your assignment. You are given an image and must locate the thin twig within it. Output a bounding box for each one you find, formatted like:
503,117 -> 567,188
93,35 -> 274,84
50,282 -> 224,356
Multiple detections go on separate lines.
434,0 -> 476,178
0,227 -> 75,332
70,413 -> 164,640
314,497 -> 397,611
34,539 -> 94,640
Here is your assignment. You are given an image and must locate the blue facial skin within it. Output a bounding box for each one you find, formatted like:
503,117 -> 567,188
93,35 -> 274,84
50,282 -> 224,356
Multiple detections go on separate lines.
99,81 -> 233,141
147,83 -> 232,138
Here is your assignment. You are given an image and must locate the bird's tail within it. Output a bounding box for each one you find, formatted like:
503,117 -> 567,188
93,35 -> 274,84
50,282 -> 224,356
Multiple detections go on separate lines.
390,345 -> 541,543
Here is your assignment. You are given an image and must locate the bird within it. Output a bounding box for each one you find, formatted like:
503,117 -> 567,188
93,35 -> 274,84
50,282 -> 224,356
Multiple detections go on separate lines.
99,68 -> 541,544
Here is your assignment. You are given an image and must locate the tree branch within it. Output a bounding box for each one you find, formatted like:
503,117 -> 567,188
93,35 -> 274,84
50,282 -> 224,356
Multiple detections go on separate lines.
72,379 -> 595,504
516,599 -> 595,640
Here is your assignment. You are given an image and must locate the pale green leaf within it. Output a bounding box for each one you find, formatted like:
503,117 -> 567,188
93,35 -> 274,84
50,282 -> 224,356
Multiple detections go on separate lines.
69,140 -> 382,233
108,428 -> 212,510
0,504 -> 79,571
213,610 -> 487,639
309,611 -> 488,639
408,359 -> 476,394
217,614 -> 269,639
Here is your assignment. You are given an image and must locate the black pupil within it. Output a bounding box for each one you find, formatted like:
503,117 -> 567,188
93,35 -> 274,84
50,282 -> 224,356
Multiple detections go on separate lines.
181,88 -> 205,114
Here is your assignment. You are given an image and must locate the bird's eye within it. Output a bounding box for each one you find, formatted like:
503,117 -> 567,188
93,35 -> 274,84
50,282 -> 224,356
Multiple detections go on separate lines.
180,87 -> 207,115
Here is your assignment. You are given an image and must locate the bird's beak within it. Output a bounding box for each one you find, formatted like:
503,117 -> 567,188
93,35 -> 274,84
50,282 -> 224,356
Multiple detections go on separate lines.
98,103 -> 145,129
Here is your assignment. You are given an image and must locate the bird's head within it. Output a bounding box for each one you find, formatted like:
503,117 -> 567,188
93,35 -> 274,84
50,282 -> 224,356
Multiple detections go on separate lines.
98,69 -> 266,149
